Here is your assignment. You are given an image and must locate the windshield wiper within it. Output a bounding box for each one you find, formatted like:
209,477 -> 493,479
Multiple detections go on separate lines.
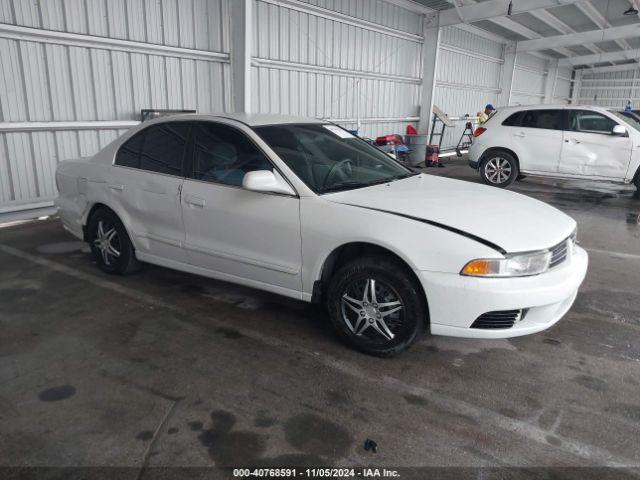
318,181 -> 369,193
364,172 -> 420,186
319,172 -> 419,193
390,172 -> 420,180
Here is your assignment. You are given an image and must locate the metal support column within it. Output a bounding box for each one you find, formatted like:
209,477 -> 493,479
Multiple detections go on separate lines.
418,11 -> 440,136
571,69 -> 582,104
499,43 -> 516,107
544,59 -> 559,104
230,0 -> 252,113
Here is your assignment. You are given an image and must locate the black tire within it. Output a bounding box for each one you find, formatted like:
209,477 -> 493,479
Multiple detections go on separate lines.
326,257 -> 426,357
479,151 -> 519,188
634,172 -> 640,192
87,207 -> 140,275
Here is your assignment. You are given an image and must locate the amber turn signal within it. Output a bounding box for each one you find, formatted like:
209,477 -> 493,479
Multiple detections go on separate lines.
462,259 -> 492,276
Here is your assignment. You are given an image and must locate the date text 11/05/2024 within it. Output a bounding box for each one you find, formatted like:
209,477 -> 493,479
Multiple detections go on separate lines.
233,468 -> 400,478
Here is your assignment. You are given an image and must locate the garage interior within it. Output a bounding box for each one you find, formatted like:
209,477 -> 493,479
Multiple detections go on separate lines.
1,0 -> 640,477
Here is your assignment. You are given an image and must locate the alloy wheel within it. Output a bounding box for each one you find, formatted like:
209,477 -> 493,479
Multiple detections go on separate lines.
93,220 -> 121,266
340,278 -> 404,342
484,157 -> 512,184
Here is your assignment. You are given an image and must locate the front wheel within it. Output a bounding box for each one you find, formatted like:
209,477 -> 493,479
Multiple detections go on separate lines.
326,257 -> 426,357
480,152 -> 519,188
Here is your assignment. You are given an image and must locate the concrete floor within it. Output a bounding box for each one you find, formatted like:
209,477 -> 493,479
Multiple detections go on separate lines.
1,159 -> 640,478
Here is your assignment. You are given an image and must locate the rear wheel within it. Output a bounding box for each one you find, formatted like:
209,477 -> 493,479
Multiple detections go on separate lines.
87,208 -> 140,275
480,152 -> 518,188
327,257 -> 426,357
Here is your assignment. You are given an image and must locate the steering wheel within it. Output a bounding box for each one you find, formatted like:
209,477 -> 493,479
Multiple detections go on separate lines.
324,159 -> 354,187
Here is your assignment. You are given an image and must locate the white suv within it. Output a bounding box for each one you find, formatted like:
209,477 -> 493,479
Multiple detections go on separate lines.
468,105 -> 640,190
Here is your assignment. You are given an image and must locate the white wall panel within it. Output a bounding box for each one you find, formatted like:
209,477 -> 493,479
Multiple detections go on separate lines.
296,0 -> 422,35
511,53 -> 547,106
250,3 -> 504,149
0,0 -> 231,213
553,66 -> 572,104
434,27 -> 503,149
440,26 -> 502,59
251,0 -> 422,140
2,0 -> 549,215
578,68 -> 639,109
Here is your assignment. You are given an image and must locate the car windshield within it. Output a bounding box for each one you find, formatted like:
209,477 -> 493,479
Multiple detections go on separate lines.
609,110 -> 640,132
254,123 -> 416,193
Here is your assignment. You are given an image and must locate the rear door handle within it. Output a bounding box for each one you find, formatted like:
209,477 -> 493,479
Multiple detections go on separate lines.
513,132 -> 526,138
108,184 -> 124,191
185,196 -> 205,208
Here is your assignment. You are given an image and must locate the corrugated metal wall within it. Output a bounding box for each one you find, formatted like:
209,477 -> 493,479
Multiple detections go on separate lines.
250,1 -> 506,147
434,26 -> 503,148
577,67 -> 639,109
0,0 -> 560,217
0,0 -> 231,215
250,0 -> 422,139
511,53 -> 547,106
553,66 -> 572,104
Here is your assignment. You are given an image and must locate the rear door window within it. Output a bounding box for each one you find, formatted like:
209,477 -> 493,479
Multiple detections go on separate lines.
520,110 -> 564,130
115,122 -> 190,176
139,123 -> 190,175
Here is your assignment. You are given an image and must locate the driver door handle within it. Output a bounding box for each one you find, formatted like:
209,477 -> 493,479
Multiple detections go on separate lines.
513,132 -> 526,138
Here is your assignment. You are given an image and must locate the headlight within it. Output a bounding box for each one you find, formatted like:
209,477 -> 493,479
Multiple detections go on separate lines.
461,250 -> 552,277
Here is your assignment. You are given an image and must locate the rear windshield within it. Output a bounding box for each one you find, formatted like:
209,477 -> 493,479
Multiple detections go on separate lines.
484,110 -> 498,124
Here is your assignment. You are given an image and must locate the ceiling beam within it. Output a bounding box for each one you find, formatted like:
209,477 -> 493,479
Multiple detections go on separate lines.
439,0 -> 578,27
498,19 -> 575,57
452,0 -> 573,58
528,9 -> 602,57
517,23 -> 640,52
559,49 -> 640,66
578,63 -> 640,75
574,1 -> 634,54
532,9 -> 610,68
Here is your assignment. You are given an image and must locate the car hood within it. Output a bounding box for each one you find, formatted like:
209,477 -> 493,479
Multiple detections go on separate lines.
323,174 -> 576,253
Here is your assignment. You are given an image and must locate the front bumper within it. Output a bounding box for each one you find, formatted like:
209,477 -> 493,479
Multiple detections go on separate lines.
419,246 -> 588,339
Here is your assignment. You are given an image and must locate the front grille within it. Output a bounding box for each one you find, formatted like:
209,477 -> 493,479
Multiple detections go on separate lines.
471,309 -> 524,329
549,237 -> 572,269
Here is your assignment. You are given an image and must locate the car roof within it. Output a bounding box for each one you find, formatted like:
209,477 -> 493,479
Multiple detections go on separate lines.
496,104 -> 612,113
145,112 -> 330,127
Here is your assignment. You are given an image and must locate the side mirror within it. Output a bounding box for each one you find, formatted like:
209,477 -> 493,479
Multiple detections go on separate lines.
612,125 -> 627,136
242,170 -> 296,196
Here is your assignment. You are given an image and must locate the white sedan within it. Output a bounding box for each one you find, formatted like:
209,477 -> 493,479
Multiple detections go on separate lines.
55,114 -> 588,356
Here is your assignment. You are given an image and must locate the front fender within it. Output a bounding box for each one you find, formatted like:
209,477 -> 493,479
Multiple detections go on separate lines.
300,198 -> 503,297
